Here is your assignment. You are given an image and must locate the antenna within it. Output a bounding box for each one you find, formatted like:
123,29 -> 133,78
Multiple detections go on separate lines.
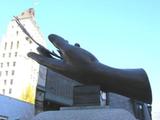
14,16 -> 62,59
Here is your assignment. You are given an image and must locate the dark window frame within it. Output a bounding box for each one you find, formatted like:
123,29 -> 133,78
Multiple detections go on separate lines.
4,42 -> 7,50
10,41 -> 13,49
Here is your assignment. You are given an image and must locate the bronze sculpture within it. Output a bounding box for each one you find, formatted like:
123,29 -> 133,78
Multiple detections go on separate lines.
27,34 -> 152,104
14,16 -> 152,104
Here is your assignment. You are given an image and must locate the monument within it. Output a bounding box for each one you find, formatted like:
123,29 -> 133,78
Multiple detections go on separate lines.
30,34 -> 152,120
15,17 -> 152,120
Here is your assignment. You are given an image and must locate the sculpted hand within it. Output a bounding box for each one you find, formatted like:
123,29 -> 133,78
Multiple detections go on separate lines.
27,34 -> 152,103
28,34 -> 99,84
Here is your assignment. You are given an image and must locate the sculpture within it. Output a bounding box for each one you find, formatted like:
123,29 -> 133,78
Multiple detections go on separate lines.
14,16 -> 152,104
27,34 -> 152,104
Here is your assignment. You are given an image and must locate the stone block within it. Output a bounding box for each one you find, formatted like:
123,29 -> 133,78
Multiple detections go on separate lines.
73,85 -> 100,106
32,108 -> 136,120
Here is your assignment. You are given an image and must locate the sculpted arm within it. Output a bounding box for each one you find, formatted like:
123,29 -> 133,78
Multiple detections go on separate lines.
28,34 -> 152,104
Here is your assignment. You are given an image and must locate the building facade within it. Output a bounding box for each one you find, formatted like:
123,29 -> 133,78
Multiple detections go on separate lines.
34,68 -> 152,120
0,8 -> 46,120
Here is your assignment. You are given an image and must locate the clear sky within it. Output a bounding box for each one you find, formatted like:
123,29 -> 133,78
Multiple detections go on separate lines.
0,0 -> 160,119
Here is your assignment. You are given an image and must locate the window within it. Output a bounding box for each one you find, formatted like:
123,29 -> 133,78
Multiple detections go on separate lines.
2,53 -> 5,58
9,88 -> 12,94
4,42 -> 7,50
16,31 -> 18,35
7,62 -> 9,67
5,71 -> 8,76
15,52 -> 18,57
4,80 -> 6,85
17,41 -> 19,49
10,79 -> 13,85
9,53 -> 11,57
26,37 -> 29,41
10,41 -> 13,49
29,40 -> 32,44
13,62 -> 16,66
2,89 -> 5,95
21,12 -> 24,16
11,70 -> 15,75
0,63 -> 3,68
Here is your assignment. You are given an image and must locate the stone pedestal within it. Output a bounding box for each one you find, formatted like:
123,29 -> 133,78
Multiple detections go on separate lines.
32,106 -> 136,120
73,85 -> 100,106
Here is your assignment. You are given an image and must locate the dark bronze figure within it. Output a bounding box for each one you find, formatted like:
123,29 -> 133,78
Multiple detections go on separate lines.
14,16 -> 152,104
27,34 -> 152,104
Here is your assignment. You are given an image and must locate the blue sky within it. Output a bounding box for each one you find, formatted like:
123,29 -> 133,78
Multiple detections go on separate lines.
0,0 -> 160,118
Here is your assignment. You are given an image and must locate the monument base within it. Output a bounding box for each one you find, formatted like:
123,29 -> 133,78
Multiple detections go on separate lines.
32,106 -> 136,120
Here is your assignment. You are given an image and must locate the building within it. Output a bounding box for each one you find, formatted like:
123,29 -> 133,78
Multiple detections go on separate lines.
36,69 -> 152,120
0,8 -> 47,120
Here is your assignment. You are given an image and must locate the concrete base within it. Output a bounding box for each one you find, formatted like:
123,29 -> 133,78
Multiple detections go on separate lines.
32,107 -> 136,120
